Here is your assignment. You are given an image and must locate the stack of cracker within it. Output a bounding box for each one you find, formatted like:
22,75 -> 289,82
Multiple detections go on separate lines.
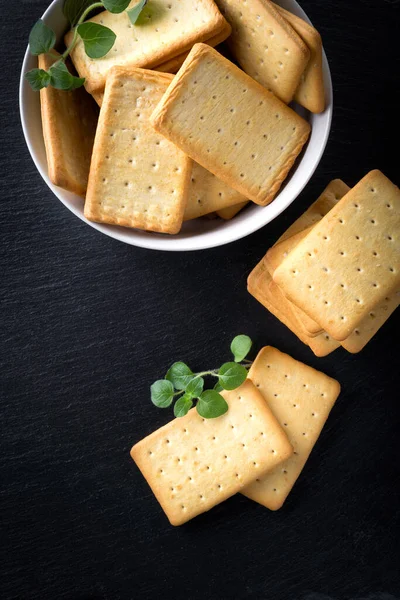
131,346 -> 340,524
248,171 -> 400,356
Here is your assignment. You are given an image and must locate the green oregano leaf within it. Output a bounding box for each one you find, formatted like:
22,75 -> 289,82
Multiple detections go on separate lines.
213,381 -> 223,393
48,61 -> 85,90
150,379 -> 174,408
197,390 -> 228,419
230,334 -> 252,362
186,376 -> 204,399
174,394 -> 193,418
63,0 -> 96,26
25,68 -> 52,91
165,362 -> 194,390
77,22 -> 116,58
218,362 -> 247,390
103,0 -> 131,13
29,20 -> 56,55
127,0 -> 147,25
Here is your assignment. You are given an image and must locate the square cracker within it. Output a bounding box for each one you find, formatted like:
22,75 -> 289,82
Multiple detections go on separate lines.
215,0 -> 310,103
217,201 -> 249,219
151,44 -> 310,206
184,162 -> 248,220
248,261 -> 340,357
38,52 -> 98,196
273,170 -> 400,340
130,380 -> 293,525
243,346 -> 340,509
66,0 -> 229,93
84,67 -> 191,234
274,3 -> 325,113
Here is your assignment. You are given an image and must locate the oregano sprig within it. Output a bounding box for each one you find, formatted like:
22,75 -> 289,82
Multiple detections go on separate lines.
25,0 -> 148,92
151,335 -> 253,419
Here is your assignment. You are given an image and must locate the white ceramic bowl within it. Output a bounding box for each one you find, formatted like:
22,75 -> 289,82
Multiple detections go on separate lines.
20,0 -> 332,251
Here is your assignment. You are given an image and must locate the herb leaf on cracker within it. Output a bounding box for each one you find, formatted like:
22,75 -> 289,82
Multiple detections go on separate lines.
151,335 -> 253,419
26,0 -> 149,91
77,22 -> 116,59
127,0 -> 148,25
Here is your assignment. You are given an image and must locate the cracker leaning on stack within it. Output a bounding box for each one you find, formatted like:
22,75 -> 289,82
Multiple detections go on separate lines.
131,346 -> 340,524
248,171 -> 400,356
38,0 -> 328,234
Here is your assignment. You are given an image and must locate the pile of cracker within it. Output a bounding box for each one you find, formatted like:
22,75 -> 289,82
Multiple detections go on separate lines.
39,0 -> 327,235
131,346 -> 341,525
248,171 -> 400,356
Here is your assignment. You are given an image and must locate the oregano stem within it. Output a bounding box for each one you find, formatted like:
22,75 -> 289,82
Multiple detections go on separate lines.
193,362 -> 253,379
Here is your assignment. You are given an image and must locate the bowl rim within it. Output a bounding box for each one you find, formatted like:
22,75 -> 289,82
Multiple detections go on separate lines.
19,0 -> 333,252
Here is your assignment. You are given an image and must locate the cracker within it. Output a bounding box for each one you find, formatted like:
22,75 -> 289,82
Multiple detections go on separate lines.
84,67 -> 191,234
130,380 -> 293,525
243,346 -> 340,509
277,179 -> 350,243
217,201 -> 249,219
273,170 -> 400,340
184,163 -> 247,220
151,44 -> 311,206
38,52 -> 98,196
274,3 -> 325,113
66,0 -> 229,93
248,261 -> 340,357
215,0 -> 310,103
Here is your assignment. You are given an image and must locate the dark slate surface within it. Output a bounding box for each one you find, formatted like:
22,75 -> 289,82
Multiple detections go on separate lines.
0,1 -> 399,599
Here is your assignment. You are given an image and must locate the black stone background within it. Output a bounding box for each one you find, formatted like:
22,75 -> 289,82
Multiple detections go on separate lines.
0,1 -> 399,599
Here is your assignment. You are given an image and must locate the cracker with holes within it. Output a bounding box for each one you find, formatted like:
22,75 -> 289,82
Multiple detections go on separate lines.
151,44 -> 310,206
38,52 -> 98,197
248,261 -> 340,357
214,0 -> 310,103
243,346 -> 340,509
273,3 -> 325,113
84,67 -> 192,234
130,380 -> 293,525
66,0 -> 230,94
273,170 -> 400,340
184,163 -> 248,220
